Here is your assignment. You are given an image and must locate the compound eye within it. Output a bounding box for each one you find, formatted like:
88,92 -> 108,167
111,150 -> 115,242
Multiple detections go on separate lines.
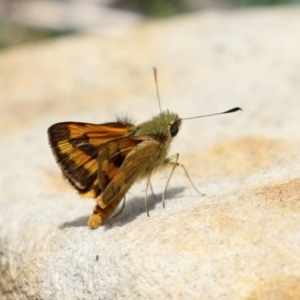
169,121 -> 179,137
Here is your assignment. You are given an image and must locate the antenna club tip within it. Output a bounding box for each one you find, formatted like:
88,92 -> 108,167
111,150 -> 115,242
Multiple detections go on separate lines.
228,107 -> 243,113
181,106 -> 243,120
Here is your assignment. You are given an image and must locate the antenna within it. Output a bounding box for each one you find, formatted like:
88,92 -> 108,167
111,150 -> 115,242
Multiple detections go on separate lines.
152,68 -> 242,118
153,67 -> 162,113
182,107 -> 242,120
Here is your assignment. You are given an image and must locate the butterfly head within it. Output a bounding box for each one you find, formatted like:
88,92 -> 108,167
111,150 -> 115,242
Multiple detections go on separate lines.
158,110 -> 182,138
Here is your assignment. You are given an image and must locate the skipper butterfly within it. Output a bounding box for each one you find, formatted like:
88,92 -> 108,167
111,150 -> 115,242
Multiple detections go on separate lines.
48,69 -> 241,229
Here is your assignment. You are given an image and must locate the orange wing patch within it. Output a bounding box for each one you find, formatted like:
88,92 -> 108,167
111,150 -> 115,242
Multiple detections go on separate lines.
47,121 -> 135,198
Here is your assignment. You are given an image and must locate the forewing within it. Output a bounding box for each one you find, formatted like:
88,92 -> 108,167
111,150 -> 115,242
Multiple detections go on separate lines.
48,121 -> 134,197
98,139 -> 160,208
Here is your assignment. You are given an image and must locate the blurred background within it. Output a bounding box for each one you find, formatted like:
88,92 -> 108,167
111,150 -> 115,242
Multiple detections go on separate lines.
0,0 -> 299,50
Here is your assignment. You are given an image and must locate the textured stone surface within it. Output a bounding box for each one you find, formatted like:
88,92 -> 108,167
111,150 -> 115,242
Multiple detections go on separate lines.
1,6 -> 300,300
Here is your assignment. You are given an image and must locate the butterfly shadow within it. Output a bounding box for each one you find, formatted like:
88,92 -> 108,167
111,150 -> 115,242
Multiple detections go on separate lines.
103,186 -> 185,229
59,216 -> 88,229
59,186 -> 185,230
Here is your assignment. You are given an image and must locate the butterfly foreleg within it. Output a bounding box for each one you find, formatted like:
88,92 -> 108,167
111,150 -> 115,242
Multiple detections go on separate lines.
144,175 -> 152,217
149,182 -> 157,199
163,154 -> 204,207
162,153 -> 180,208
112,195 -> 126,218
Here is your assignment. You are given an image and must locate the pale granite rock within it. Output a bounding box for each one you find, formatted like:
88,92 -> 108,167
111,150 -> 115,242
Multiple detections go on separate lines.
1,6 -> 300,300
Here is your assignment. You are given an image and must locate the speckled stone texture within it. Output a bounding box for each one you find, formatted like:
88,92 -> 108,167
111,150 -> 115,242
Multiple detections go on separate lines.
1,6 -> 300,300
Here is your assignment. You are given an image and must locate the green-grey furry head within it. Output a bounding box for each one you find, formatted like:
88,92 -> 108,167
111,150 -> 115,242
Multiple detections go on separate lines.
133,110 -> 181,139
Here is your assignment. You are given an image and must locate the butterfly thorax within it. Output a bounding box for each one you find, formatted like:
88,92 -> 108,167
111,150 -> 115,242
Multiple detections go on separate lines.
127,110 -> 182,178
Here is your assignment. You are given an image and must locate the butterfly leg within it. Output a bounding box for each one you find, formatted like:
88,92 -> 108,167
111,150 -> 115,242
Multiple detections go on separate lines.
145,175 -> 152,216
163,153 -> 205,207
162,153 -> 180,208
88,197 -> 124,229
149,182 -> 157,199
112,195 -> 126,218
